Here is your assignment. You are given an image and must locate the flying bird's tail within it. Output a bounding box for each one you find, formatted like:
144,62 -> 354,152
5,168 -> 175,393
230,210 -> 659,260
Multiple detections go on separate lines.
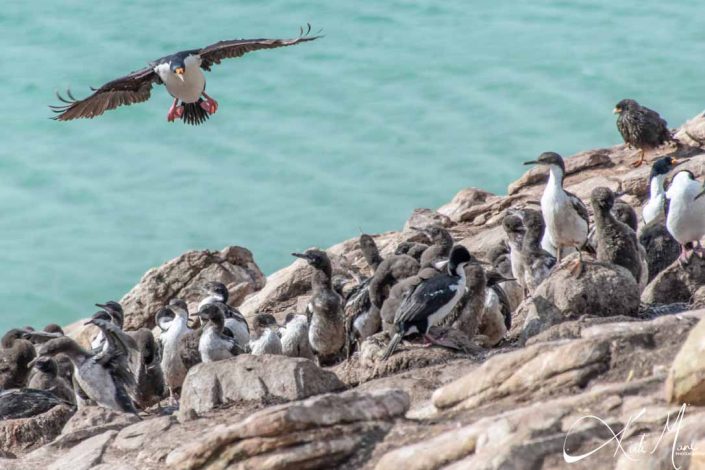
181,100 -> 210,126
382,333 -> 402,361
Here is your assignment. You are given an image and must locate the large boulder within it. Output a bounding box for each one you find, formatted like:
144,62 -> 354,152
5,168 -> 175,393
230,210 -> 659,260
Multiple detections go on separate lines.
47,430 -> 117,470
437,188 -> 494,222
121,246 -> 265,330
514,256 -> 640,340
641,255 -> 705,305
51,406 -> 139,450
665,315 -> 705,405
0,404 -> 73,456
179,355 -> 345,416
167,389 -> 409,470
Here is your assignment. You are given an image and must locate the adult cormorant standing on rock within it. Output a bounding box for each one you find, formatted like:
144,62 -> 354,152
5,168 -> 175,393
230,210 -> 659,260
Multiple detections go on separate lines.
383,245 -> 472,360
524,152 -> 589,276
642,156 -> 681,224
667,171 -> 705,264
614,99 -> 674,167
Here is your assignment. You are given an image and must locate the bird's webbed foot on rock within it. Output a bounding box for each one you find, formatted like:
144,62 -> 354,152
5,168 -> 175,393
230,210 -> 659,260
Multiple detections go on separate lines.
630,150 -> 646,168
567,252 -> 584,278
678,243 -> 694,266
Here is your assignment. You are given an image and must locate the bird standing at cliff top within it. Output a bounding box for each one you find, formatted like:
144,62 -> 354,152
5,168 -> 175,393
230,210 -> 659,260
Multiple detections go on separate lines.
524,152 -> 589,276
667,171 -> 705,264
51,25 -> 321,125
614,99 -> 674,167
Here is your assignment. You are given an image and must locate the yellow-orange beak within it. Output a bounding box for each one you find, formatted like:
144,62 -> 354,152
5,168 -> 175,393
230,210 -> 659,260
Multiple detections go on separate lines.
174,67 -> 185,81
613,107 -> 620,114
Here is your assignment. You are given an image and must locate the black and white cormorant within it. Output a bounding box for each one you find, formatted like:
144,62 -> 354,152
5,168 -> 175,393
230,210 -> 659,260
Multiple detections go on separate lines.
524,152 -> 589,276
51,25 -> 321,125
197,303 -> 243,362
667,170 -> 705,264
199,281 -> 250,346
35,334 -> 137,414
292,249 -> 346,365
383,245 -> 472,360
155,302 -> 191,405
642,156 -> 681,224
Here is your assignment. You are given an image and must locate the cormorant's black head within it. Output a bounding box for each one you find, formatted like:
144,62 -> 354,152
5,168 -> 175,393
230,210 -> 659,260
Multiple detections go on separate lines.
614,99 -> 639,115
502,213 -> 525,238
521,208 -> 546,235
155,306 -> 176,332
32,356 -> 57,375
613,201 -> 638,232
43,324 -> 64,335
523,152 -> 565,174
359,234 -> 382,268
292,248 -> 331,271
590,186 -> 615,212
447,245 -> 472,275
87,310 -> 113,325
169,298 -> 189,312
95,301 -> 124,327
198,302 -> 225,326
1,329 -> 28,348
202,281 -> 229,303
649,156 -> 680,181
170,58 -> 186,79
253,313 -> 278,331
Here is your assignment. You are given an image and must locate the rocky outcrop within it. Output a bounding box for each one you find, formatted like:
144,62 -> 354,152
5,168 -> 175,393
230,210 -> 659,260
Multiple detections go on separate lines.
666,316 -> 705,405
179,355 -> 345,416
167,389 -> 409,470
0,404 -> 73,455
10,113 -> 705,469
121,246 -> 265,330
512,256 -> 641,340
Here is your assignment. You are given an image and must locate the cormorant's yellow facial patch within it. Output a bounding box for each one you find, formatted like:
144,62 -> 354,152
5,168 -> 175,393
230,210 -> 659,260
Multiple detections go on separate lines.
613,107 -> 621,114
174,67 -> 185,75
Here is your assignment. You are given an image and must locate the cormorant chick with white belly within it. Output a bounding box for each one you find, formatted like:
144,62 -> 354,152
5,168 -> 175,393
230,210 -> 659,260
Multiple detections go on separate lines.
502,212 -> 527,296
198,303 -> 243,362
155,303 -> 191,405
591,187 -> 643,283
383,245 -> 472,360
524,152 -> 589,276
292,249 -> 346,365
249,314 -> 283,355
280,313 -> 314,360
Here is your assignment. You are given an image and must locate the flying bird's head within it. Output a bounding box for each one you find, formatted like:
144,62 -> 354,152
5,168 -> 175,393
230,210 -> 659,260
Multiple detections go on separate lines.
170,59 -> 186,81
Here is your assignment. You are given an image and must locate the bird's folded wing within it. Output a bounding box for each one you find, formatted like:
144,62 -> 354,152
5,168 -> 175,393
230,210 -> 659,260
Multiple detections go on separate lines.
565,190 -> 590,227
394,275 -> 455,325
50,66 -> 158,121
197,24 -> 321,71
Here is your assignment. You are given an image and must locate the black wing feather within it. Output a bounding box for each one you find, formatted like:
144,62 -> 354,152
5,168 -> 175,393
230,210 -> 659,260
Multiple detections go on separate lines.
394,274 -> 458,326
197,24 -> 322,71
51,66 -> 159,121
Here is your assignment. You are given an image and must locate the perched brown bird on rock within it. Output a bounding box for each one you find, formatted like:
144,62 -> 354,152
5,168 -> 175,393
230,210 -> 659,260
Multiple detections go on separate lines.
614,99 -> 674,168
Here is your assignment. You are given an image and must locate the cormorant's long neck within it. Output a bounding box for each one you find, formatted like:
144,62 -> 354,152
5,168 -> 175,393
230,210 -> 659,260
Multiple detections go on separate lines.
524,224 -> 544,251
650,175 -> 666,199
312,268 -> 333,292
593,207 -> 614,229
364,250 -> 383,271
548,165 -> 564,189
437,231 -> 453,252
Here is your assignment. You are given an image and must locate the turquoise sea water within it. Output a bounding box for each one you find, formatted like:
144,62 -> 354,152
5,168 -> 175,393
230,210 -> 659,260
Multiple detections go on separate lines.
1,1 -> 704,331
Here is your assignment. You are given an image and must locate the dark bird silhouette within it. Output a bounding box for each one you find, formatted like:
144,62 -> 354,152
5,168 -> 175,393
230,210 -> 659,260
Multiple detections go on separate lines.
0,329 -> 36,390
614,99 -> 674,167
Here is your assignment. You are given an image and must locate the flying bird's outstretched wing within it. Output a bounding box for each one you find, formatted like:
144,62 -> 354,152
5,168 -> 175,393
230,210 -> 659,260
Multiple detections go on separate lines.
50,66 -> 159,121
197,23 -> 322,71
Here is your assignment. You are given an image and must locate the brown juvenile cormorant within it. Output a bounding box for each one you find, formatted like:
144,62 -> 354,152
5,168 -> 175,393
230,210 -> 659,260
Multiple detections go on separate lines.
614,99 -> 674,167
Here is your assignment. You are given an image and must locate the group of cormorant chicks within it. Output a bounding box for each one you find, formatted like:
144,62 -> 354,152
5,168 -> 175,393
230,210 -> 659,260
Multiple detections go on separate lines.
0,98 -> 699,419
